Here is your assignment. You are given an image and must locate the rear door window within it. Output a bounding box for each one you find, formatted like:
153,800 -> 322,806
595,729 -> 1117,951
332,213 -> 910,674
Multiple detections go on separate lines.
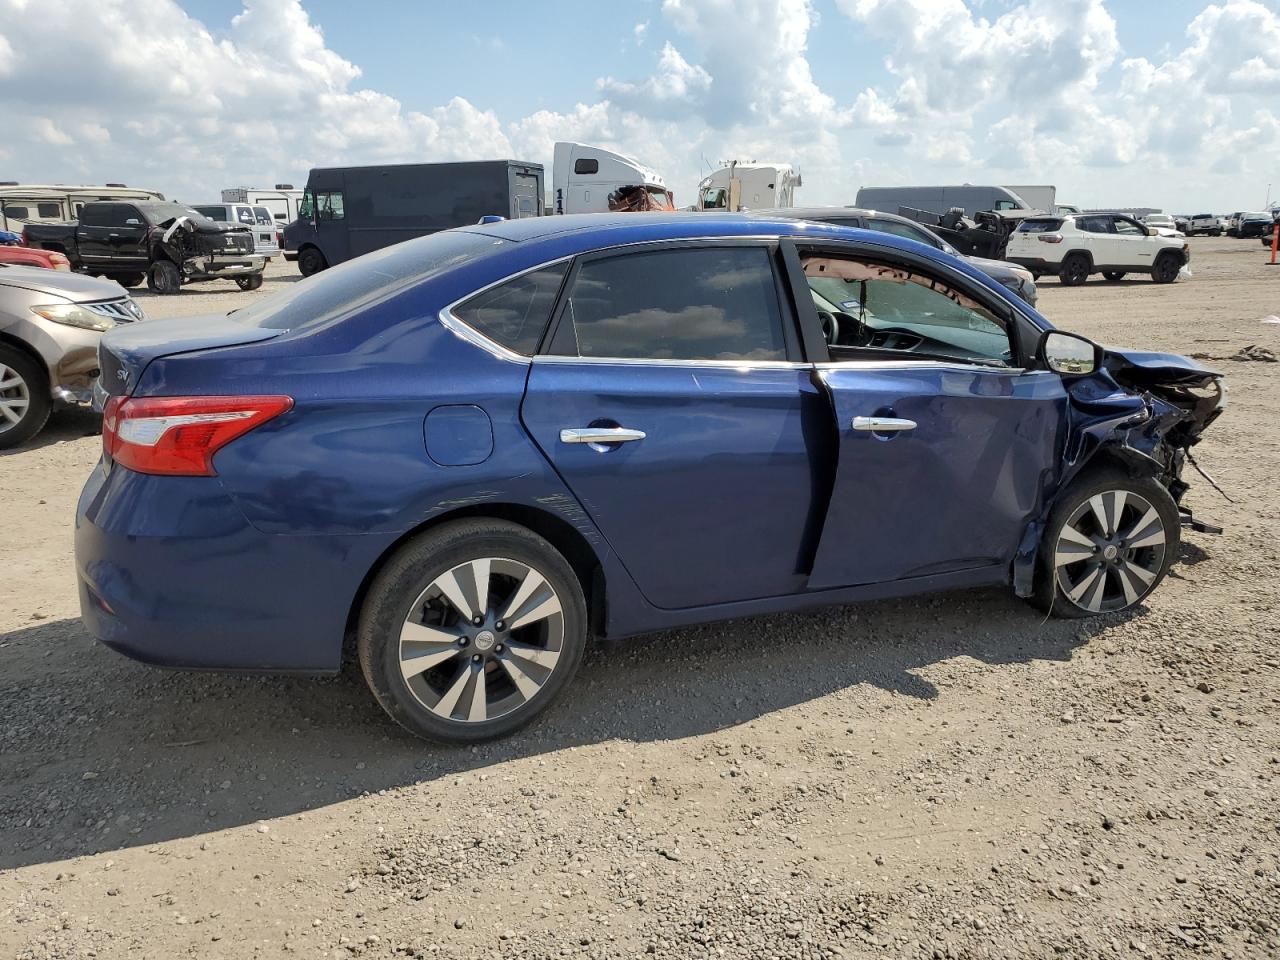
81,204 -> 123,227
548,246 -> 787,361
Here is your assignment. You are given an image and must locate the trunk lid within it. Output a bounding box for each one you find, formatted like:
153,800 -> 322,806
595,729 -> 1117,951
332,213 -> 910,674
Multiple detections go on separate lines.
98,314 -> 281,398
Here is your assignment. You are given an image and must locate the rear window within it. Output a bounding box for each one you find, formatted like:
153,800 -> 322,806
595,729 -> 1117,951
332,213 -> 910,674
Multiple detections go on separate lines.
1017,218 -> 1063,233
232,230 -> 505,332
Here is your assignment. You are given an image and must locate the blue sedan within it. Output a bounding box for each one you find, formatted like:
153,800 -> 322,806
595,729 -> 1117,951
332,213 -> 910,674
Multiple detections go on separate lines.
76,213 -> 1225,742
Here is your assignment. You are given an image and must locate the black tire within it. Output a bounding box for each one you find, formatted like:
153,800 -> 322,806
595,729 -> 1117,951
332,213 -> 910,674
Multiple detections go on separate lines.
146,260 -> 182,295
234,274 -> 264,291
1102,271 -> 1126,281
1211,230 -> 1222,237
358,519 -> 589,743
114,273 -> 145,288
1151,254 -> 1181,284
1031,470 -> 1180,619
0,344 -> 52,449
1058,253 -> 1090,286
297,247 -> 327,277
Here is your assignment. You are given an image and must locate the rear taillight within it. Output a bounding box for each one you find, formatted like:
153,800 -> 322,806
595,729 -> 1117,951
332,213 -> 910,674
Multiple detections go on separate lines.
1037,234 -> 1063,244
102,395 -> 292,476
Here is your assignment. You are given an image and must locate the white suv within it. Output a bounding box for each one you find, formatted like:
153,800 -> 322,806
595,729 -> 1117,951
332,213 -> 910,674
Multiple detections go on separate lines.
1005,213 -> 1190,286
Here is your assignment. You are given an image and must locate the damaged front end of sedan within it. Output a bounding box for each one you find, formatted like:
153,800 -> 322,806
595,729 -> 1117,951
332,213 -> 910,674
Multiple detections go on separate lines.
1013,347 -> 1226,596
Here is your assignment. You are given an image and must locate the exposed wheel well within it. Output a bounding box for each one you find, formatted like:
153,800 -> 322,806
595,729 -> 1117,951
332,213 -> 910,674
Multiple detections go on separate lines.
0,331 -> 51,382
341,504 -> 607,666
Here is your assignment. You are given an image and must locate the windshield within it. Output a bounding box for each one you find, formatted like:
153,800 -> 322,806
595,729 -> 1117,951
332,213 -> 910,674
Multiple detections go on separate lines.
700,188 -> 727,210
230,230 -> 506,332
139,202 -> 216,227
806,264 -> 1012,367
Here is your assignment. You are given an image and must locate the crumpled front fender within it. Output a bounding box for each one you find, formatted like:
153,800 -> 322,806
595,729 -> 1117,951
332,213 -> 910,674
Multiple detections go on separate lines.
1010,368 -> 1204,597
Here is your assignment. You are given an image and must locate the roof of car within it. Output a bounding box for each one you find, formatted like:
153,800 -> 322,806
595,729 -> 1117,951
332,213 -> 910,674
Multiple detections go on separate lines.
457,211 -> 937,255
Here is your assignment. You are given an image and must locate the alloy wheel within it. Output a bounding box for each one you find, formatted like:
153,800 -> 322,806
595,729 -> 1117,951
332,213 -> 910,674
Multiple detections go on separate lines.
398,557 -> 564,723
0,362 -> 31,435
1054,490 -> 1167,613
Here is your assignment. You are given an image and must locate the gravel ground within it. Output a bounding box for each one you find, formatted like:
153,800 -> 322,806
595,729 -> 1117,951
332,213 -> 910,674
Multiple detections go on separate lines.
2,241 -> 1278,959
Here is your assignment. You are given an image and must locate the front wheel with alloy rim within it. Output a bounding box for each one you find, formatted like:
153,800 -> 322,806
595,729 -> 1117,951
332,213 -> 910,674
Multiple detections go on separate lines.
0,345 -> 51,449
358,519 -> 588,743
1151,254 -> 1181,284
1033,472 -> 1180,618
1058,253 -> 1090,286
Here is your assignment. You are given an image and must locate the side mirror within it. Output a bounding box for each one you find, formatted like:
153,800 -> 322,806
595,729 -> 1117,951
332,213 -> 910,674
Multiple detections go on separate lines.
1039,330 -> 1102,377
1144,226 -> 1156,237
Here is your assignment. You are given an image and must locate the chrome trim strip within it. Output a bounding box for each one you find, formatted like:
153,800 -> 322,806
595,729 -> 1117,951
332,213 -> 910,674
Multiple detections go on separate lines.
437,254 -> 577,364
816,361 -> 1029,375
532,355 -> 808,370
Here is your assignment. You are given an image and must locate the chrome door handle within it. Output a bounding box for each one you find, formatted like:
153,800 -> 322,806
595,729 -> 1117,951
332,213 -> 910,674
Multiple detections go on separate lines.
852,416 -> 917,432
560,427 -> 647,444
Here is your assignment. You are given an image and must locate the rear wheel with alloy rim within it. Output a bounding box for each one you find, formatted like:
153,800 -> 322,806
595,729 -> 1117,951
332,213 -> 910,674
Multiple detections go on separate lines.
358,519 -> 588,743
1033,472 -> 1179,618
0,345 -> 51,449
1058,253 -> 1090,286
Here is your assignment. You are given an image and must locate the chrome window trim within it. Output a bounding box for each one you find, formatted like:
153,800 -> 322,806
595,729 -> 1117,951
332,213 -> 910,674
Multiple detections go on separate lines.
815,360 -> 1031,375
532,355 -> 810,370
437,254 -> 576,364
439,237 -> 787,364
436,233 -> 1048,369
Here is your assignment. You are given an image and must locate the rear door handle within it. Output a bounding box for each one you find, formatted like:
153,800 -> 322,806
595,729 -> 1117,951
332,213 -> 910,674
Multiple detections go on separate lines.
852,416 -> 917,432
560,427 -> 646,444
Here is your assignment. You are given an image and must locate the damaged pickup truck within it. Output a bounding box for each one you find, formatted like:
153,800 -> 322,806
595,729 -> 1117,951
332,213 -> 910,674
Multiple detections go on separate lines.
23,201 -> 265,295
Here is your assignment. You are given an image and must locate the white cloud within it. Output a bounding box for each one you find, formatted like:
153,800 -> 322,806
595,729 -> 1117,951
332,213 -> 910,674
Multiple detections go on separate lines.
0,0 -> 1276,213
598,42 -> 712,116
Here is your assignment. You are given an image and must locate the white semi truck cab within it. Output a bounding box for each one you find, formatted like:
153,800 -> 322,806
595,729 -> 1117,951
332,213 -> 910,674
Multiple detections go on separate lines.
551,142 -> 674,214
695,162 -> 801,212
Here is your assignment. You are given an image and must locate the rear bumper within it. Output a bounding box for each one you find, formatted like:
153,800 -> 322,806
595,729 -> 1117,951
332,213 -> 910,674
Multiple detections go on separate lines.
75,462 -> 386,673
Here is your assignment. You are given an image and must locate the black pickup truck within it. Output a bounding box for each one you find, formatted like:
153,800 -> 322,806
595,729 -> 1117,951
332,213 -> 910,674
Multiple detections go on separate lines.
24,201 -> 266,294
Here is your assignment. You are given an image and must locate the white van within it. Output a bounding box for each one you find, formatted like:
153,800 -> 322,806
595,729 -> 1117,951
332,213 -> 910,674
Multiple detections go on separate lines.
0,183 -> 163,233
551,143 -> 673,214
192,202 -> 281,258
696,162 -> 801,211
220,186 -> 304,226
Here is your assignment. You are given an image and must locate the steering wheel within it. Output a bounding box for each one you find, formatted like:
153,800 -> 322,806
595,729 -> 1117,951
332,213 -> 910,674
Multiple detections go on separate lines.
816,310 -> 840,345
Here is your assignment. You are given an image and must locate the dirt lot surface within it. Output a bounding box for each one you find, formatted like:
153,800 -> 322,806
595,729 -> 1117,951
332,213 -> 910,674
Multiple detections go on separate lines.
2,242 -> 1278,959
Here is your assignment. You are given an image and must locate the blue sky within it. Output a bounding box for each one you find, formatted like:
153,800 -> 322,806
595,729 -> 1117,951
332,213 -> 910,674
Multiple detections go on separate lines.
2,0 -> 1278,212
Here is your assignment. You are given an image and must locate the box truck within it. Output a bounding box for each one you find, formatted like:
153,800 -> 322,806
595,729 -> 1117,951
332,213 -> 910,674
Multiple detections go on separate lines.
283,160 -> 543,275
